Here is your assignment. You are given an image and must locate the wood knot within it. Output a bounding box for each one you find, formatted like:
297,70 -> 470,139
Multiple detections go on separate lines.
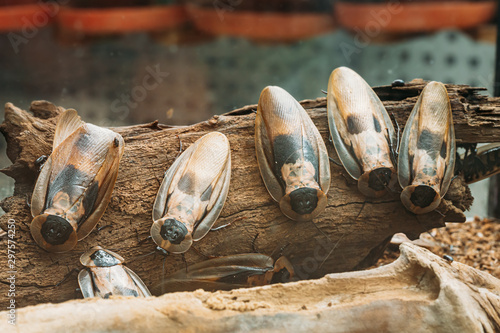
208,115 -> 219,126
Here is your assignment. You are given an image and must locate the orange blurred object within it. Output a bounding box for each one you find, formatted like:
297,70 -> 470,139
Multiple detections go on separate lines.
335,1 -> 496,33
0,3 -> 55,32
57,4 -> 188,35
187,4 -> 335,42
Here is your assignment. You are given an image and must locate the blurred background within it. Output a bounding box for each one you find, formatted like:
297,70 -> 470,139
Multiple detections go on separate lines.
0,0 -> 497,217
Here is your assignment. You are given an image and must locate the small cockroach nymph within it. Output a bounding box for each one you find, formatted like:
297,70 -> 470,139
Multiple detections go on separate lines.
78,246 -> 151,298
151,132 -> 231,254
327,67 -> 398,198
459,143 -> 500,184
398,81 -> 456,214
30,109 -> 125,253
255,86 -> 331,222
153,253 -> 294,294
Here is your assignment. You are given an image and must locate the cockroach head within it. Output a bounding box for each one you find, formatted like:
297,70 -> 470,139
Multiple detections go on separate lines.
288,187 -> 319,215
80,246 -> 125,267
40,215 -> 74,246
160,218 -> 188,245
401,185 -> 441,214
89,248 -> 122,267
358,167 -> 397,198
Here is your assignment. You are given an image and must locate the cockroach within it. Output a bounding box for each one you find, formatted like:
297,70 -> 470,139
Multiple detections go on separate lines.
459,143 -> 500,184
391,79 -> 405,87
151,132 -> 231,254
398,81 -> 456,214
153,253 -> 294,294
255,86 -> 330,221
327,66 -> 398,197
78,246 -> 151,298
30,109 -> 124,253
443,254 -> 454,263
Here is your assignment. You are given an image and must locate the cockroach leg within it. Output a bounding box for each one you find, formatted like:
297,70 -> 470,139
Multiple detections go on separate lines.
56,268 -> 80,287
328,156 -> 342,167
181,253 -> 188,273
25,193 -> 31,208
210,223 -> 231,232
147,158 -> 162,187
91,224 -> 112,235
321,89 -> 327,95
251,233 -> 260,253
271,242 -> 291,258
175,135 -> 183,159
210,216 -> 243,232
434,209 -> 446,217
97,224 -> 112,232
34,155 -> 47,172
137,235 -> 152,245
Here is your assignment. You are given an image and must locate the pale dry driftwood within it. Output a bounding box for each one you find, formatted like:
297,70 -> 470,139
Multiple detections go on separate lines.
0,81 -> 498,307
1,243 -> 499,333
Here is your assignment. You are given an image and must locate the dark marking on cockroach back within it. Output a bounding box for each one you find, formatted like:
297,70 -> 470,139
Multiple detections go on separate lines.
160,218 -> 188,244
80,181 -> 99,226
421,167 -> 437,177
113,137 -> 119,148
410,185 -> 436,208
200,184 -> 213,202
346,115 -> 363,135
123,288 -> 139,297
289,187 -> 319,215
177,171 -> 195,195
417,129 -> 441,159
272,135 -> 318,184
373,115 -> 381,133
90,249 -> 121,267
368,168 -> 392,191
45,165 -> 88,209
103,292 -> 112,299
440,141 -> 447,159
41,215 -> 73,245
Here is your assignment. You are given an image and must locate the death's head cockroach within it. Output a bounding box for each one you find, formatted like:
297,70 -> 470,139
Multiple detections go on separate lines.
78,246 -> 151,298
30,110 -> 125,253
459,143 -> 500,184
152,253 -> 294,294
255,86 -> 330,221
327,67 -> 397,198
151,132 -> 231,254
443,254 -> 454,263
398,81 -> 456,214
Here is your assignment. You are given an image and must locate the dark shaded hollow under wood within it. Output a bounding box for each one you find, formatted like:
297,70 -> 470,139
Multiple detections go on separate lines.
1,80 -> 499,307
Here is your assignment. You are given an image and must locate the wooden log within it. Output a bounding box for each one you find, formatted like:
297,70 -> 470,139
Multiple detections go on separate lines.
1,81 -> 498,307
1,243 -> 498,332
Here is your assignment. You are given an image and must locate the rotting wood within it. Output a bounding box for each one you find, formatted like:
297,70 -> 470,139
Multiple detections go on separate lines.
1,81 -> 498,307
0,243 -> 498,333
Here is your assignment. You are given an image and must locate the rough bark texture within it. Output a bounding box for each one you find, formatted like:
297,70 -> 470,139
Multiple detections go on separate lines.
1,81 -> 497,307
1,243 -> 499,333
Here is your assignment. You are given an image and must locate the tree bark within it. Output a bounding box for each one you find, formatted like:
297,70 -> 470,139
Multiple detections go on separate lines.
1,243 -> 499,333
1,81 -> 497,307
